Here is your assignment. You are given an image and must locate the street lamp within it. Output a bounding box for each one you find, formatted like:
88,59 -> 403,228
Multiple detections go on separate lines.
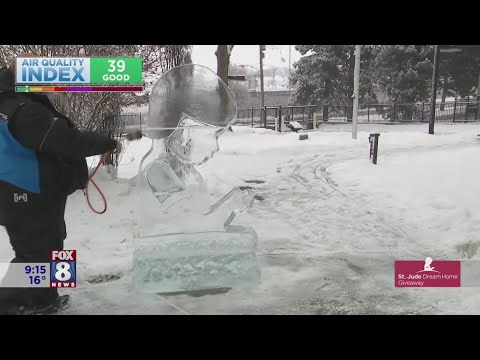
352,45 -> 361,139
429,45 -> 462,135
259,45 -> 266,109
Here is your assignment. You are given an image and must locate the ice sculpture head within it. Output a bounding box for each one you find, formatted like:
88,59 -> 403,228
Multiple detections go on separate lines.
147,64 -> 237,141
138,64 -> 239,208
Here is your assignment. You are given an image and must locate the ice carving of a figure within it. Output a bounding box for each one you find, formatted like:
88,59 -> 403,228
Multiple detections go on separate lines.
132,65 -> 260,293
135,64 -> 254,236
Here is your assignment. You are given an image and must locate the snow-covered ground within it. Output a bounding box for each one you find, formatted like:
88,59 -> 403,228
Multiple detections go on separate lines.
2,123 -> 480,314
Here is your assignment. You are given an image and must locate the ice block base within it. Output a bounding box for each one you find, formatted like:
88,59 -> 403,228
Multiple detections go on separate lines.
133,226 -> 260,293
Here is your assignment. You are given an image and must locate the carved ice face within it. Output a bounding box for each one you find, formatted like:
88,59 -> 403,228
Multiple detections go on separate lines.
165,114 -> 225,166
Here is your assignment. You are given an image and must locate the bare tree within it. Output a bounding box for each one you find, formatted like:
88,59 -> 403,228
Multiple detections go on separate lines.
159,45 -> 192,73
216,45 -> 234,85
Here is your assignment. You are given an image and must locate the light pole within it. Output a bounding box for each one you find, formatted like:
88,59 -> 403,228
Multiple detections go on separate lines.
429,45 -> 462,135
289,45 -> 292,90
259,45 -> 266,109
429,45 -> 440,135
352,45 -> 361,139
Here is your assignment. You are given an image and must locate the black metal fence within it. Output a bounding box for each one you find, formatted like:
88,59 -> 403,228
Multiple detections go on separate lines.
119,113 -> 146,133
103,100 -> 480,135
236,99 -> 480,128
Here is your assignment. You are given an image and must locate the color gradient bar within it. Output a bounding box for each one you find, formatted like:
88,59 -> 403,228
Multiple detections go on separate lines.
16,86 -> 143,92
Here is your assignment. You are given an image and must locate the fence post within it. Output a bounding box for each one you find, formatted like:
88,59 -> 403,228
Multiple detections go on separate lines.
476,96 -> 479,122
313,112 -> 317,129
421,102 -> 425,122
367,104 -> 370,123
251,107 -> 254,128
392,102 -> 396,121
453,99 -> 457,122
263,105 -> 267,129
278,105 -> 282,132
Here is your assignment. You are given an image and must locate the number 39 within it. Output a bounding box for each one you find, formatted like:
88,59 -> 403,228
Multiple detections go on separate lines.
108,60 -> 126,73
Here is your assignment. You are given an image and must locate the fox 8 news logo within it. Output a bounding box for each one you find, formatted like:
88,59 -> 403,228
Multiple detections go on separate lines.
50,250 -> 76,288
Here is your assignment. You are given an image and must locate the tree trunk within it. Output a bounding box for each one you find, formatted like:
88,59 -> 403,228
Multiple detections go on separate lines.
216,45 -> 230,86
323,105 -> 329,121
346,46 -> 356,121
323,79 -> 331,121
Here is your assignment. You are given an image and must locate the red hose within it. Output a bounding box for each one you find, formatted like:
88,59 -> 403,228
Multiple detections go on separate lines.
85,152 -> 111,215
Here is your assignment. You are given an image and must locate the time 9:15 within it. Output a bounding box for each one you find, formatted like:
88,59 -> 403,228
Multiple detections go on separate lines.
25,265 -> 47,274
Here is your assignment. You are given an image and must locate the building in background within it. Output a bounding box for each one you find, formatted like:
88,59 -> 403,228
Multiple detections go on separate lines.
229,64 -> 297,108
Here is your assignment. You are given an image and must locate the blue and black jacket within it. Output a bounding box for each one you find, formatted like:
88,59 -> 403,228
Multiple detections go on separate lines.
0,68 -> 117,232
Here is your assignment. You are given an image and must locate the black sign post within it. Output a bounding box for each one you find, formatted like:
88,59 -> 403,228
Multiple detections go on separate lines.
369,133 -> 380,164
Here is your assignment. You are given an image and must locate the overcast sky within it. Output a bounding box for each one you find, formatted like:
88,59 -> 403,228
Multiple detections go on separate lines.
191,45 -> 302,71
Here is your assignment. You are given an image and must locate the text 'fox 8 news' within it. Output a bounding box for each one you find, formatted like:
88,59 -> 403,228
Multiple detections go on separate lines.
0,250 -> 76,288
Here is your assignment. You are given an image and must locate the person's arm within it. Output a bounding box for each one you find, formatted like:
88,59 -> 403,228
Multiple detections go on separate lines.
10,102 -> 118,159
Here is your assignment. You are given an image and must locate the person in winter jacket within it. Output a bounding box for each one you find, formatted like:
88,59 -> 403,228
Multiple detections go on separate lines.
0,63 -> 119,315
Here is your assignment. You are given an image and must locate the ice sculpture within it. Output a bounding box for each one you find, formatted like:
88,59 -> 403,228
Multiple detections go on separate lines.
132,64 -> 260,293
